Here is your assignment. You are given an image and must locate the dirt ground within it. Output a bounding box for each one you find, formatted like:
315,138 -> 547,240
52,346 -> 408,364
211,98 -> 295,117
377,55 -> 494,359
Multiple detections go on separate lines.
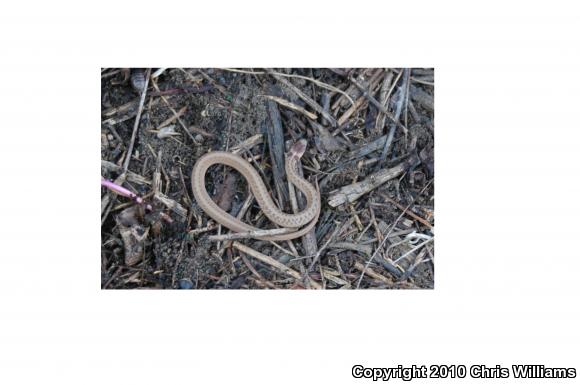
100,68 -> 434,289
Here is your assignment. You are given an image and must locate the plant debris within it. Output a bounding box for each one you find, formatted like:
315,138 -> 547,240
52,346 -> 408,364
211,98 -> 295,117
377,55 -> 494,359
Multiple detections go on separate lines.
101,68 -> 434,289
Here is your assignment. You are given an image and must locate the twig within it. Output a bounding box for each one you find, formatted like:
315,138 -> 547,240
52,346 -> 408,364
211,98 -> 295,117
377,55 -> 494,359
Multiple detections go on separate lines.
320,268 -> 350,287
374,70 -> 395,135
353,262 -> 393,286
222,68 -> 355,107
154,106 -> 187,130
404,69 -> 411,130
376,196 -> 433,228
327,154 -> 419,207
265,69 -> 338,127
151,68 -> 167,78
262,95 -> 318,120
106,125 -> 124,145
215,193 -> 256,257
232,241 -> 322,289
265,98 -> 289,206
349,75 -> 407,133
101,69 -> 122,79
186,223 -> 217,239
240,254 -> 278,289
101,177 -> 151,210
101,160 -> 151,185
336,69 -> 385,127
171,240 -> 186,287
197,69 -> 228,96
392,237 -> 434,265
178,166 -> 192,208
377,84 -> 406,169
329,242 -> 373,257
305,221 -> 345,272
155,193 -> 187,221
411,77 -> 434,86
356,179 -> 433,288
151,78 -> 197,143
208,227 -> 293,241
231,134 -> 264,154
346,134 -> 389,159
123,69 -> 150,172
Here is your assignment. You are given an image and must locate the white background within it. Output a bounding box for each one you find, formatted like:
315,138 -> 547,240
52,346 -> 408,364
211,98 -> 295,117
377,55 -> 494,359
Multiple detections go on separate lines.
0,1 -> 578,384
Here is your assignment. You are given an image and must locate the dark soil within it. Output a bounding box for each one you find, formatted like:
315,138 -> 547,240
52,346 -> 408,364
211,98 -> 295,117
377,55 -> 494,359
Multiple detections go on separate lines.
101,68 -> 434,289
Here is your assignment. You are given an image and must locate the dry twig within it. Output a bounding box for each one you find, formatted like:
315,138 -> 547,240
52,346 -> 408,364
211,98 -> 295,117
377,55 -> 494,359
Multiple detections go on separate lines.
232,242 -> 322,289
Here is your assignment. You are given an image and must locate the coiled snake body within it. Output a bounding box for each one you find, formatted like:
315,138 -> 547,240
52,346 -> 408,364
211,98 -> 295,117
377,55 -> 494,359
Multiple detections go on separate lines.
191,140 -> 320,240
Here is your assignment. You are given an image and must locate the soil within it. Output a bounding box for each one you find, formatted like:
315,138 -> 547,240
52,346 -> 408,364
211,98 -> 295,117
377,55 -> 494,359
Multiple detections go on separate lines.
101,68 -> 434,289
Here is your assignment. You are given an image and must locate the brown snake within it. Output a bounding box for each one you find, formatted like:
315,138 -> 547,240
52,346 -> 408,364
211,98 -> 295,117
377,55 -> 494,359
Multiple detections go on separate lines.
191,140 -> 321,240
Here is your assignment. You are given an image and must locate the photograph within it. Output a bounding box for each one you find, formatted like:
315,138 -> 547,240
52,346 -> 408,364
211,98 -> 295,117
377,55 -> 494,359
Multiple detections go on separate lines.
3,2 -> 579,383
101,68 -> 434,289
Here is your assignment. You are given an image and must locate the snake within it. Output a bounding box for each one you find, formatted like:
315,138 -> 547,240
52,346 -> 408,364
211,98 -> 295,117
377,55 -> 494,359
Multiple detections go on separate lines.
191,139 -> 320,241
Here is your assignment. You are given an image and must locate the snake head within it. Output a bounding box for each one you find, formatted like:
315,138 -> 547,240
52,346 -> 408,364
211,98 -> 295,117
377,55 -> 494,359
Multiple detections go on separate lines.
289,139 -> 308,159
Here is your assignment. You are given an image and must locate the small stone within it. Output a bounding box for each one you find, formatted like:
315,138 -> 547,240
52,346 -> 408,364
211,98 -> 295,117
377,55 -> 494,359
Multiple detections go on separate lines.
179,278 -> 193,289
194,134 -> 204,143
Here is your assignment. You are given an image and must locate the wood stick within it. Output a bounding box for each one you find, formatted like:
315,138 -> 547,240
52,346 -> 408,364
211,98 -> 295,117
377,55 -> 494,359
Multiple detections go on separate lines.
101,160 -> 151,185
186,223 -> 218,239
222,68 -> 355,106
123,69 -> 150,172
377,196 -> 433,229
232,242 -> 322,289
286,150 -> 318,255
154,193 -> 187,220
263,95 -> 317,120
374,70 -> 395,135
347,134 -> 388,158
353,261 -> 393,285
327,154 -> 419,207
231,134 -> 264,154
240,254 -> 279,289
336,69 -> 385,127
349,75 -> 407,133
155,106 -> 187,130
266,69 -> 338,127
265,99 -> 289,206
329,242 -> 373,257
320,268 -> 351,287
332,69 -> 373,110
208,228 -> 293,241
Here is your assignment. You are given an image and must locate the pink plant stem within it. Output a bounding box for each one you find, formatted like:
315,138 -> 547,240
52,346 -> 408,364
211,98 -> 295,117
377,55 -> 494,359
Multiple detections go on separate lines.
101,178 -> 152,210
101,178 -> 143,202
